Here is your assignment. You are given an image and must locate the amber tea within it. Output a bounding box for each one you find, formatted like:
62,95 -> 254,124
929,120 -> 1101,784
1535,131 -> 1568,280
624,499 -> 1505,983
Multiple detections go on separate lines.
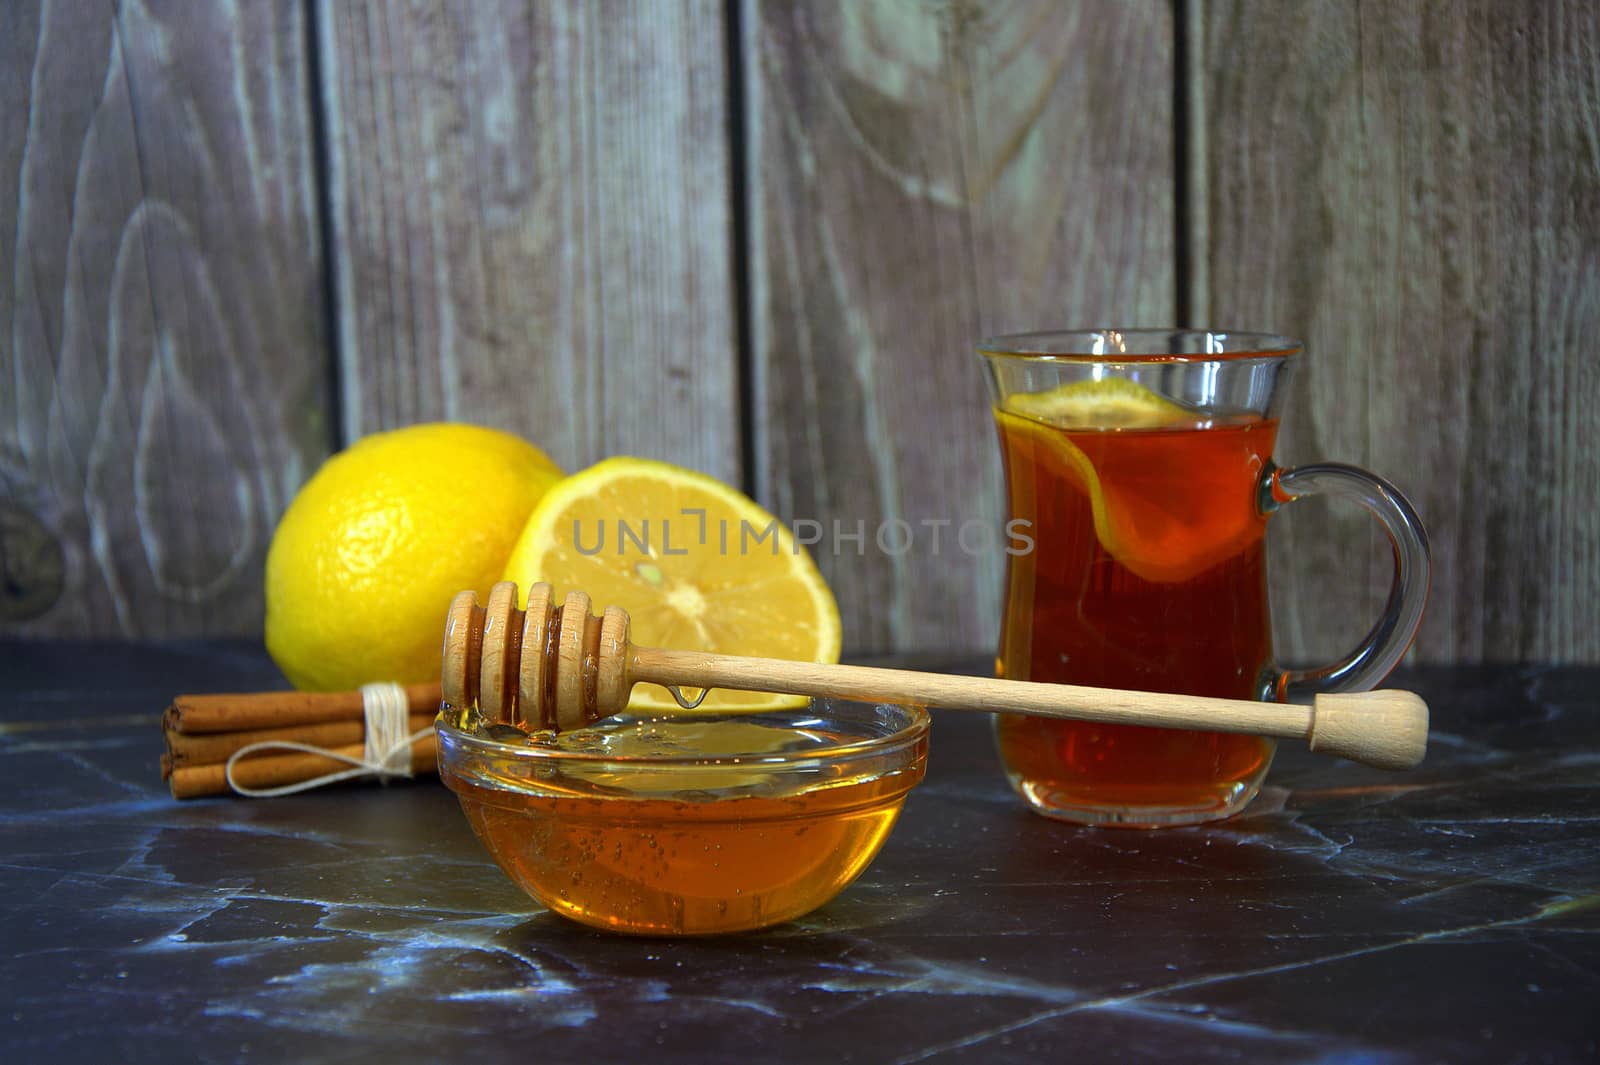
980,330 -> 1430,827
994,406 -> 1277,823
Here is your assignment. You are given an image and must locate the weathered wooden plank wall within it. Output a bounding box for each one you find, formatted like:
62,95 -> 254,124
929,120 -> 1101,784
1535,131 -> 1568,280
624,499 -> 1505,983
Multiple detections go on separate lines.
746,0 -> 1175,653
3,0 -> 1597,664
0,0 -> 328,637
317,0 -> 739,480
1198,0 -> 1600,665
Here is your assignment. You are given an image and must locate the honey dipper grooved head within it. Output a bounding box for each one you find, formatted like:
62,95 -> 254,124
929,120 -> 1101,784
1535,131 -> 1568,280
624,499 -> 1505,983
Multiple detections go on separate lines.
441,581 -> 632,732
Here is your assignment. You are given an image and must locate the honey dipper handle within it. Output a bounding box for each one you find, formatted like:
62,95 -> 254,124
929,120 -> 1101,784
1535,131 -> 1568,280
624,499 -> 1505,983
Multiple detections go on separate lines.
627,649 -> 1428,771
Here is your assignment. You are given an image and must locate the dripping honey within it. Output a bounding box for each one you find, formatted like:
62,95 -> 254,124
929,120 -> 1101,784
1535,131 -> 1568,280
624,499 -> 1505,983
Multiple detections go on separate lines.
994,411 -> 1278,824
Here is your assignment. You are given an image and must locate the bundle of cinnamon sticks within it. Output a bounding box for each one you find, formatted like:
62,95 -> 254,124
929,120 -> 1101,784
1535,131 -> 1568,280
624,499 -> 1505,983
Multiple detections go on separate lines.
161,682 -> 443,799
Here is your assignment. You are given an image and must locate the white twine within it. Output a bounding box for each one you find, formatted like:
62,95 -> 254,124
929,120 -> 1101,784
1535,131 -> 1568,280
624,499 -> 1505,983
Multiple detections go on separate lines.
224,682 -> 434,798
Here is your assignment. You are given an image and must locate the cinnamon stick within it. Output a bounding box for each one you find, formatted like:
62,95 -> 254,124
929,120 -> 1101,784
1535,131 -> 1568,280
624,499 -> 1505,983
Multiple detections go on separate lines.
167,734 -> 439,800
165,681 -> 443,734
163,713 -> 436,771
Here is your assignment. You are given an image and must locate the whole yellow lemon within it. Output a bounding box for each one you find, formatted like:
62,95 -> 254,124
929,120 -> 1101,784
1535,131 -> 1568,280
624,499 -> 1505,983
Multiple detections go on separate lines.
265,423 -> 563,691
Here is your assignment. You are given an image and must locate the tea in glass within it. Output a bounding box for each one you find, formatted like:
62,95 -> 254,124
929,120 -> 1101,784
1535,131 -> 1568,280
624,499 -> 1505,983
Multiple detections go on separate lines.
994,400 -> 1277,823
980,331 -> 1430,827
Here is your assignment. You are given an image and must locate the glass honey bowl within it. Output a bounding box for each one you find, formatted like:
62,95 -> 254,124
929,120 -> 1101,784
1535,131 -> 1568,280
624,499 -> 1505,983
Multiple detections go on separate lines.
436,700 -> 930,936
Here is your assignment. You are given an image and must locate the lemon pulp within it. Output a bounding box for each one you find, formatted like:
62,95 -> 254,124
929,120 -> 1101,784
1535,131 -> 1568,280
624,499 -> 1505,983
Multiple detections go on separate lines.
502,456 -> 841,711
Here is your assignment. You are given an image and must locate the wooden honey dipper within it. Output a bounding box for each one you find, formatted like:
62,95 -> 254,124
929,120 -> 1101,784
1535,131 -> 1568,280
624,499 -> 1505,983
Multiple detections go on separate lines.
442,581 -> 1429,771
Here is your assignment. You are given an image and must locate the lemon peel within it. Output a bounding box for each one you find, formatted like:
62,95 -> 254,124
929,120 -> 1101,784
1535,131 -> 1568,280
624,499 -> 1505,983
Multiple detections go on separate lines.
266,423 -> 562,691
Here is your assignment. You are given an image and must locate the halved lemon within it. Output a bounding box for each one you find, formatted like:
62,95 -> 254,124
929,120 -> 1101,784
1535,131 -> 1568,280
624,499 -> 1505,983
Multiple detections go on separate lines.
1002,376 -> 1192,429
999,379 -> 1263,583
502,457 -> 841,711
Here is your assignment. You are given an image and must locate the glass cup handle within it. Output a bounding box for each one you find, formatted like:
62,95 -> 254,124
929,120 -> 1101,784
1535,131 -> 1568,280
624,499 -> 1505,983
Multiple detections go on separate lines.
1260,463 -> 1431,702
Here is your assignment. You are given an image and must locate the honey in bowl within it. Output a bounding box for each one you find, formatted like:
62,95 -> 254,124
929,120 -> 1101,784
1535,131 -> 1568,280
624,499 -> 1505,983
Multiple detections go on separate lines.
436,702 -> 929,935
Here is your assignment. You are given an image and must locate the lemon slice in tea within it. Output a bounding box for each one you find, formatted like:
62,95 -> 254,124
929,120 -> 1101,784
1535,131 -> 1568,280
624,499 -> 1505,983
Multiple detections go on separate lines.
999,379 -> 1266,583
502,457 -> 841,712
1002,376 -> 1192,428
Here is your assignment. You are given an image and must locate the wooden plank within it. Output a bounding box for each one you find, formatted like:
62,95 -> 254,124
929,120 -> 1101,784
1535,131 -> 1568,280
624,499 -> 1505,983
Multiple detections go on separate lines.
1199,0 -> 1600,665
0,0 -> 329,637
747,0 -> 1176,653
317,0 -> 739,483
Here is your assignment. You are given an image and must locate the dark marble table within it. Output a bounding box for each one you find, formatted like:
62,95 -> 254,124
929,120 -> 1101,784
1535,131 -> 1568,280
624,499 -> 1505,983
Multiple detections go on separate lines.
2,642 -> 1596,1063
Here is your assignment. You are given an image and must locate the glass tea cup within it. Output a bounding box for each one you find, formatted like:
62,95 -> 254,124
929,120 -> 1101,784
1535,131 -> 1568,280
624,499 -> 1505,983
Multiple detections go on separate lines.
979,330 -> 1428,827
